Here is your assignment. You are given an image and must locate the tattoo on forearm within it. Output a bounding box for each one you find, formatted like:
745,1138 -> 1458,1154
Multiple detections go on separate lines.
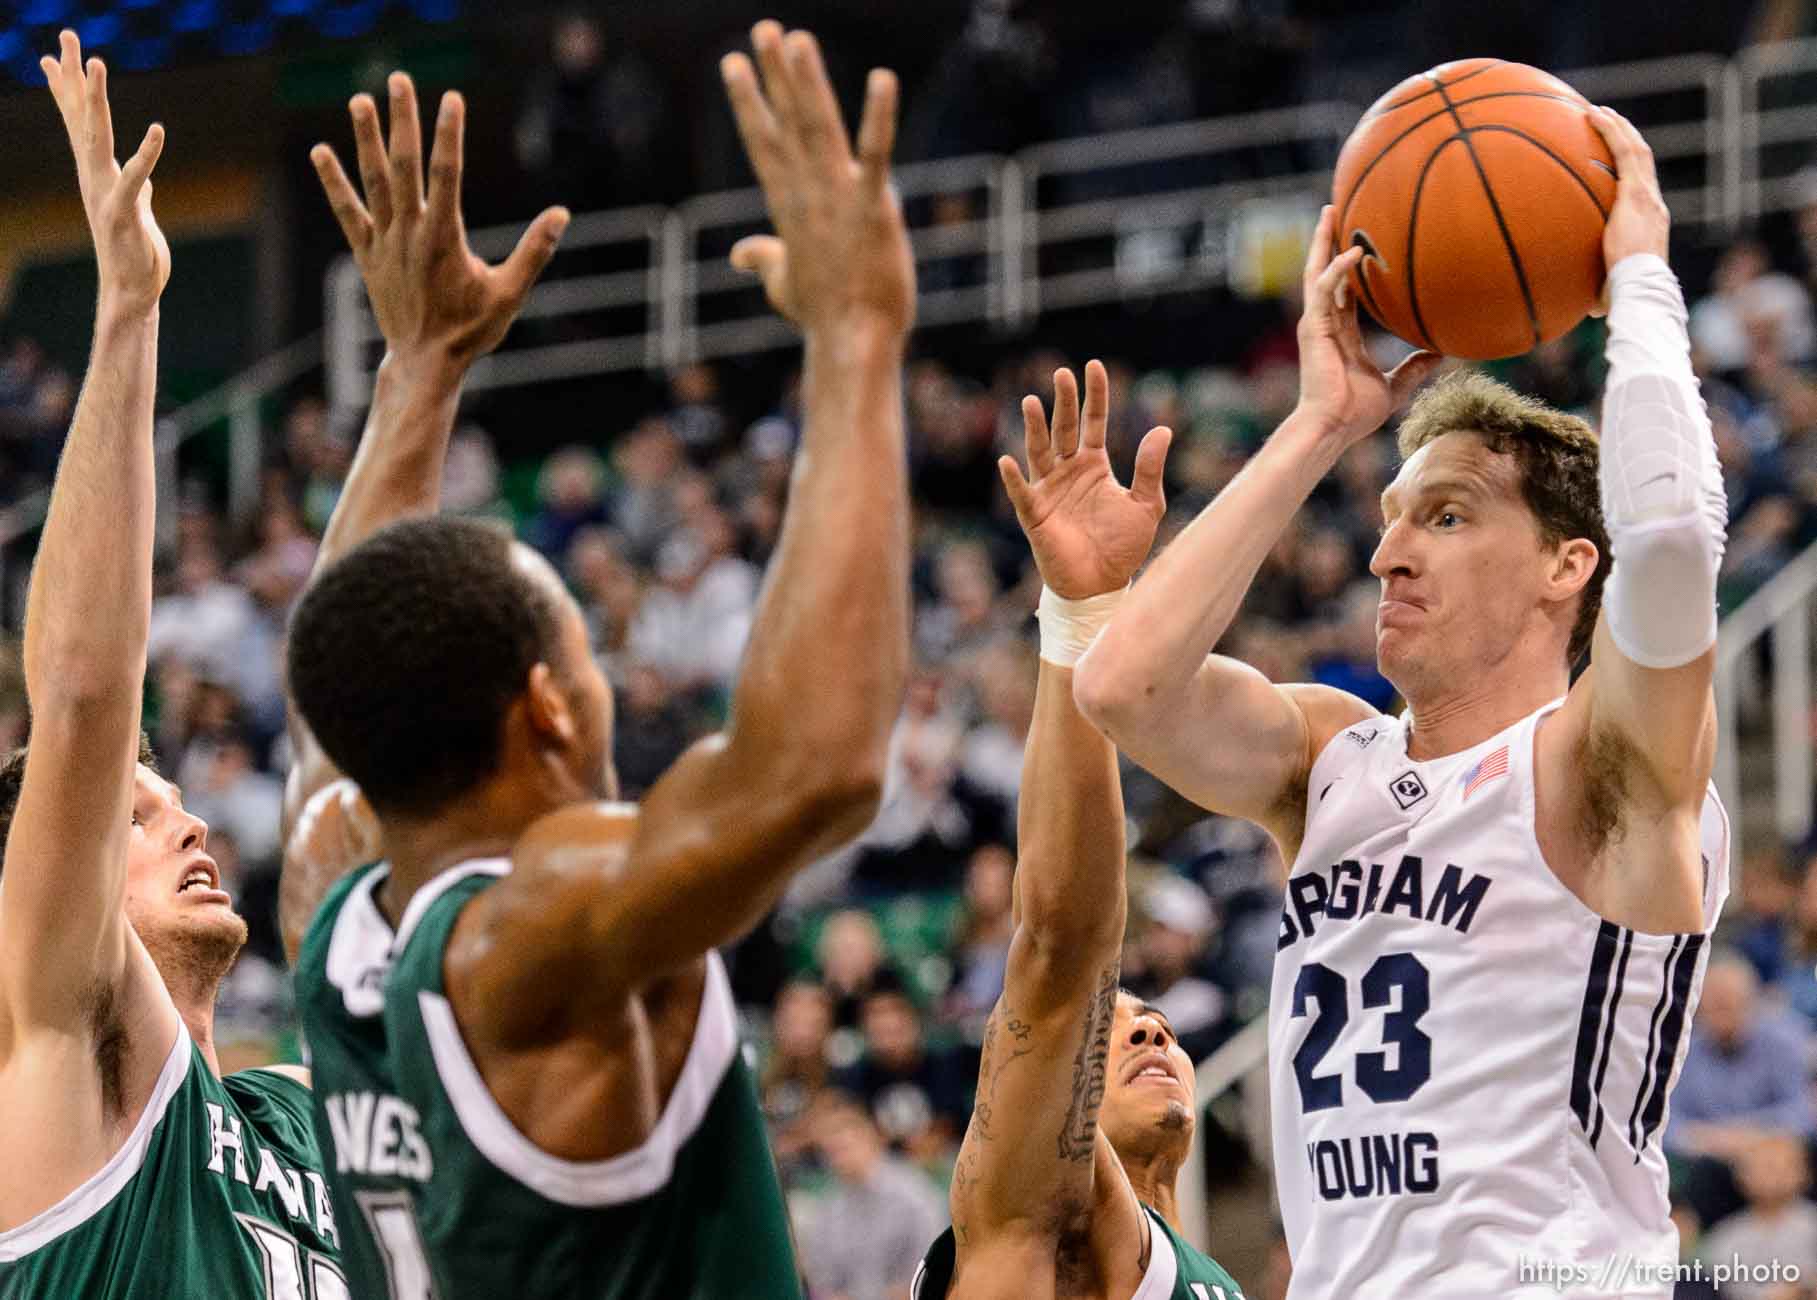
1057,965 -> 1118,1162
971,1004 -> 1034,1143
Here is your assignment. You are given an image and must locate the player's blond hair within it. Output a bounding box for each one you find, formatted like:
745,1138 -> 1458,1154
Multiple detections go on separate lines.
1396,370 -> 1609,666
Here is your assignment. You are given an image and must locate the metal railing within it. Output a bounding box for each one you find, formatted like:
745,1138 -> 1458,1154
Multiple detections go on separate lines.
1715,537 -> 1817,869
1,40 -> 1813,572
318,49 -> 1745,413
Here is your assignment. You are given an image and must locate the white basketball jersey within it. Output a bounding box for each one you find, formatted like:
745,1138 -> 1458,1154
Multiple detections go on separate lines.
1269,698 -> 1729,1299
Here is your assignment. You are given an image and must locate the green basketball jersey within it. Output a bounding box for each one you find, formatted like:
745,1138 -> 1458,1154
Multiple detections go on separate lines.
912,1204 -> 1247,1300
387,861 -> 803,1299
297,857 -> 805,1300
0,1022 -> 344,1300
293,860 -> 429,1300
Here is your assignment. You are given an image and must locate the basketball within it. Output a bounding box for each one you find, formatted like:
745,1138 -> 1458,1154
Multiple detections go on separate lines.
1331,59 -> 1618,361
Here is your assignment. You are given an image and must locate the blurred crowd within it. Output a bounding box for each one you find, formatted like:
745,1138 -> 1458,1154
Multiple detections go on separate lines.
0,7 -> 1814,1294
0,210 -> 1816,1292
0,232 -> 1810,1300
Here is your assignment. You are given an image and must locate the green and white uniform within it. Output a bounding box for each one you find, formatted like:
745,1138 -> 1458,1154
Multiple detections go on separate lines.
297,858 -> 804,1300
0,1024 -> 343,1300
294,861 -> 424,1300
912,1206 -> 1247,1300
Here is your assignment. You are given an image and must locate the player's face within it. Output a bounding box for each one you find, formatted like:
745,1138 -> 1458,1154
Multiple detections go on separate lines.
1098,995 -> 1196,1156
1371,432 -> 1568,700
121,765 -> 248,973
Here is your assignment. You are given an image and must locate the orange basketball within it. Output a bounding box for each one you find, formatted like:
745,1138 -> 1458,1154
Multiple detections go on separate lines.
1331,59 -> 1617,361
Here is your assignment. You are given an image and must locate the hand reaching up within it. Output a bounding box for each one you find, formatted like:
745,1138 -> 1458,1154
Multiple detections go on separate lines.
41,31 -> 169,318
1000,360 -> 1172,599
720,21 -> 914,340
310,72 -> 570,369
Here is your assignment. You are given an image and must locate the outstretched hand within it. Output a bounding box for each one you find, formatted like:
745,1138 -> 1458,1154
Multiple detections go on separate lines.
999,360 -> 1171,599
42,31 -> 169,317
1295,204 -> 1439,447
310,73 -> 570,368
720,22 -> 914,338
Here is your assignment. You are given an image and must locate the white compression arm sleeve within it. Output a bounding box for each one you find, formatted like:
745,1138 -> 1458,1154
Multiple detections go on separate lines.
1597,253 -> 1728,669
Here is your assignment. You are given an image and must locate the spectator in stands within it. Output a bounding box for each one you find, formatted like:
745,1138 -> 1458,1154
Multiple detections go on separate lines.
523,444 -> 609,560
1307,581 -> 1397,712
1694,238 -> 1817,374
606,416 -> 685,564
610,663 -> 697,799
667,363 -> 727,462
1667,952 -> 1816,1227
626,508 -> 757,696
1332,432 -> 1393,559
0,336 -> 73,494
1773,847 -> 1817,1026
440,422 -> 502,516
565,525 -> 642,678
513,11 -> 680,211
1713,396 -> 1806,609
233,489 -> 318,618
917,540 -> 1012,664
847,665 -> 974,895
1697,1134 -> 1817,1300
818,910 -> 891,1031
148,531 -> 283,730
907,0 -> 1053,161
957,638 -> 1035,811
943,842 -> 1016,1025
797,1091 -> 947,1300
911,362 -> 1001,518
734,481 -> 784,570
279,396 -> 351,534
835,977 -> 970,1163
1503,330 -> 1602,416
760,979 -> 838,1180
1734,847 -> 1802,987
1128,874 -> 1229,1064
181,728 -> 284,869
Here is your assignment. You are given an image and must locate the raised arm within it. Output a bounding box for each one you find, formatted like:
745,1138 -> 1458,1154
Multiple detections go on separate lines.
947,364 -> 1162,1278
1556,109 -> 1722,913
278,75 -> 567,961
0,35 -> 170,1049
1072,207 -> 1438,848
454,22 -> 914,1021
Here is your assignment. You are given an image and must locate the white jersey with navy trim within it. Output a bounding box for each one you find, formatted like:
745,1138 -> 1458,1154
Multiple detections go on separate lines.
1268,698 -> 1729,1299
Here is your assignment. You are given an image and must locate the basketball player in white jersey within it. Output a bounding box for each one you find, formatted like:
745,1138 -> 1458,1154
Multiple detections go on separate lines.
1070,108 -> 1729,1298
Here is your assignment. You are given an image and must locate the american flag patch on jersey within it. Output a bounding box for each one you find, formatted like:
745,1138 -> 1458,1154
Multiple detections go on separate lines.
1462,744 -> 1510,799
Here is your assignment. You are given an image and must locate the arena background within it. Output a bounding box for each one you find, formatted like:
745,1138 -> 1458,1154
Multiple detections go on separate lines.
1,2 -> 1815,1295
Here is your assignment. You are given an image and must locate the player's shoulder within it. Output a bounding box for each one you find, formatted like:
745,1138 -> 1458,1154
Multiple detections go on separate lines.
1285,683 -> 1388,772
443,801 -> 641,964
226,1063 -> 314,1123
244,1063 -> 311,1090
293,859 -> 387,984
511,801 -> 640,877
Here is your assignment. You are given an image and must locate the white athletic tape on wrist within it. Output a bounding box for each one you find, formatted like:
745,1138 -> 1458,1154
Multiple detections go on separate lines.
1037,585 -> 1127,667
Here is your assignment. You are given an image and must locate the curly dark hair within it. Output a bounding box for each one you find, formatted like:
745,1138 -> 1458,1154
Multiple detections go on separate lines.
0,732 -> 158,875
1397,370 -> 1610,667
285,516 -> 565,819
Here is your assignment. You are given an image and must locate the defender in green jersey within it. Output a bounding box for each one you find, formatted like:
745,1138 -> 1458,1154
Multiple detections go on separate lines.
912,363 -> 1245,1299
271,62 -> 571,1299
284,20 -> 914,1300
0,35 -> 343,1300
